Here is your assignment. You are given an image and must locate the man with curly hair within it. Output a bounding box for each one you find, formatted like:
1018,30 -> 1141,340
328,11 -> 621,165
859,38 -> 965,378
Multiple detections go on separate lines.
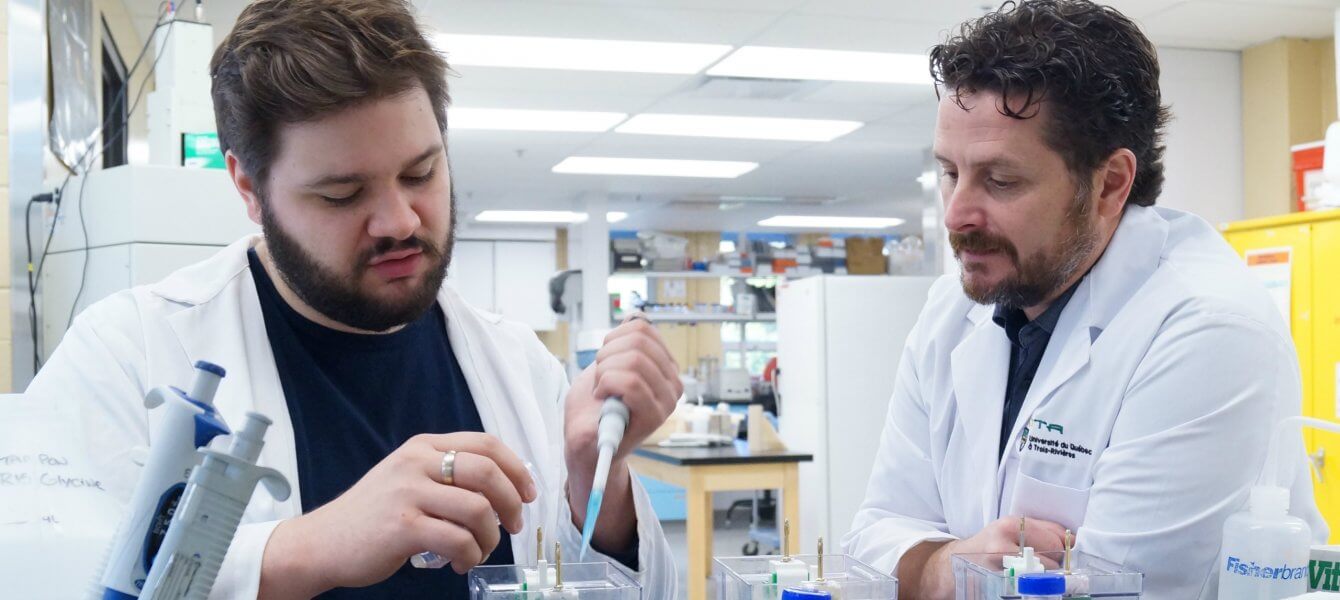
842,2 -> 1326,598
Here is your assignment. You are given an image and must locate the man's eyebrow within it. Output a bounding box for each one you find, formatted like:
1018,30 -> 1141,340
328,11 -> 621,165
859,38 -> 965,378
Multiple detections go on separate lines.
402,145 -> 442,170
303,145 -> 443,189
304,172 -> 365,189
934,154 -> 1026,170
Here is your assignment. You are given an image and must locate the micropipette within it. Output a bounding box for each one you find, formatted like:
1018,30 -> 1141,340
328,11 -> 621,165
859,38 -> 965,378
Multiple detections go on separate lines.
579,396 -> 630,560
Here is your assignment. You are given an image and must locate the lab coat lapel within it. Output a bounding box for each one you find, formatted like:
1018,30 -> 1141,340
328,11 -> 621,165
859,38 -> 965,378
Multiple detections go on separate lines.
155,237 -> 303,518
998,280 -> 1094,484
993,205 -> 1168,482
950,303 -> 1012,523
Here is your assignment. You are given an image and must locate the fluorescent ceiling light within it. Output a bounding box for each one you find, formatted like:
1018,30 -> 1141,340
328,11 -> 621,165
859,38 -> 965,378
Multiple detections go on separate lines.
553,157 -> 758,178
436,33 -> 732,74
758,215 -> 906,229
708,46 -> 931,84
474,210 -> 628,224
616,114 -> 863,142
450,108 -> 627,132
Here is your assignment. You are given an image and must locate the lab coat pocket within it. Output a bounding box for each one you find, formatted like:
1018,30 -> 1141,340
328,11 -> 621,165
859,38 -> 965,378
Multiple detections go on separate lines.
1007,470 -> 1091,532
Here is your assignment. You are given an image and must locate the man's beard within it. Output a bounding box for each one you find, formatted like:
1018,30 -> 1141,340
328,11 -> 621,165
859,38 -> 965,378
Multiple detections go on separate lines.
259,193 -> 456,331
949,190 -> 1098,309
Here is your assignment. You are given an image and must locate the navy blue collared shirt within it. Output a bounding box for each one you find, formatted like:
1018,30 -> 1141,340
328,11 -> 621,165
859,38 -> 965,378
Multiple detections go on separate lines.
992,282 -> 1080,460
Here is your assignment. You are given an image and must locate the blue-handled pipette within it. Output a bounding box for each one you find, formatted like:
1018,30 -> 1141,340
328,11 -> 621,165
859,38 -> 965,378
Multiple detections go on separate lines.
579,397 -> 629,560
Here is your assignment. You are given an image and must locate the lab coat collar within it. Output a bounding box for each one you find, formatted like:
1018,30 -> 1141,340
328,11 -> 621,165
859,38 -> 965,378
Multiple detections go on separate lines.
153,234 -> 304,516
149,235 -> 260,306
949,312 -> 1012,522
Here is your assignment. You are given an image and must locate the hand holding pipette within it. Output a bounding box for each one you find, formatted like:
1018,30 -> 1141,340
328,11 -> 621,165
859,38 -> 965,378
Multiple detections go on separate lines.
563,313 -> 682,559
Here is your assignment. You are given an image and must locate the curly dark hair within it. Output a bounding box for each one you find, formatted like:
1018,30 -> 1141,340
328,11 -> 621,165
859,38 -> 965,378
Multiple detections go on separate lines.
930,0 -> 1170,207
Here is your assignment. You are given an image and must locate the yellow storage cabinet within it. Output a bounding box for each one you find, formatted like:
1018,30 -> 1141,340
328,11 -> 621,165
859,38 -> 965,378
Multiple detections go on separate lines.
1223,210 -> 1339,541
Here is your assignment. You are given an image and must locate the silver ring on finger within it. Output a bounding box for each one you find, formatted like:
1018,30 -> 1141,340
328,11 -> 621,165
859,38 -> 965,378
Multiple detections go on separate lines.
440,450 -> 457,486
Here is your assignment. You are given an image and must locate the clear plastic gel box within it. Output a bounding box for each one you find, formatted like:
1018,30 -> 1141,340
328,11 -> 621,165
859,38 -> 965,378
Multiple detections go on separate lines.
469,563 -> 642,600
952,551 -> 1143,599
714,554 -> 898,600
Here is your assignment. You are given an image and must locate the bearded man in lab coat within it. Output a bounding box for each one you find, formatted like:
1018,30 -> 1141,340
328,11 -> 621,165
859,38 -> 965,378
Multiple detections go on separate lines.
26,1 -> 683,598
842,1 -> 1327,598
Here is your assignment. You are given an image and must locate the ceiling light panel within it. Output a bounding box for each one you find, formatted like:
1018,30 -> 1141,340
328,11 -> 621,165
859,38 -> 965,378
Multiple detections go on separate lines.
708,46 -> 932,84
437,33 -> 733,74
616,113 -> 863,141
553,157 -> 758,178
449,108 -> 628,132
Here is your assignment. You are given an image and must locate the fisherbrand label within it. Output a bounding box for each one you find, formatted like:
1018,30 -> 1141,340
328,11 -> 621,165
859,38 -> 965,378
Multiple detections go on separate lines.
1225,557 -> 1308,581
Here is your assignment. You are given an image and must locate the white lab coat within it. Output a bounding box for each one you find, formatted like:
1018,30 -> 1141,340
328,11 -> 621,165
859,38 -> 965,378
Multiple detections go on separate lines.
842,206 -> 1328,598
26,235 -> 676,599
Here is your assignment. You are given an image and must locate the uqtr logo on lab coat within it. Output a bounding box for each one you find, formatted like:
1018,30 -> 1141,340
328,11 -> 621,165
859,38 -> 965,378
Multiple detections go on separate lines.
1021,417 -> 1094,460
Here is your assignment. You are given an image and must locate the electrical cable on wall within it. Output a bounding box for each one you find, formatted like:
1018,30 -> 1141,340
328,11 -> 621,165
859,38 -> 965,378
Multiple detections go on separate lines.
28,2 -> 178,370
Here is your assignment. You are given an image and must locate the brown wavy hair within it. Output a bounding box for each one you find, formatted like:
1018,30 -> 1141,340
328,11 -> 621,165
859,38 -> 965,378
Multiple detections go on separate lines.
931,0 -> 1170,207
209,0 -> 450,193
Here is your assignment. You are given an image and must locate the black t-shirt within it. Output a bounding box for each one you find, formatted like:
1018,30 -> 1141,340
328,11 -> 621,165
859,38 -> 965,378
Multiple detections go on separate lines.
248,248 -> 513,598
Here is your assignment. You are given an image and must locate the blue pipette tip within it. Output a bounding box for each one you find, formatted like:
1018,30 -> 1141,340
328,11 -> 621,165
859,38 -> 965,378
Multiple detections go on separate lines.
579,489 -> 604,561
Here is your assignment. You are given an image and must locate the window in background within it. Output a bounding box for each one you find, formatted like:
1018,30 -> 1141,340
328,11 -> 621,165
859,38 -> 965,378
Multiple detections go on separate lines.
719,232 -> 790,374
607,276 -> 647,322
723,321 -> 778,374
101,18 -> 128,169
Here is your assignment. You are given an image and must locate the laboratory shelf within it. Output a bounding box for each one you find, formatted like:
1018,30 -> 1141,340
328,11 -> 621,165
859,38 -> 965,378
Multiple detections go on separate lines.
610,270 -> 782,280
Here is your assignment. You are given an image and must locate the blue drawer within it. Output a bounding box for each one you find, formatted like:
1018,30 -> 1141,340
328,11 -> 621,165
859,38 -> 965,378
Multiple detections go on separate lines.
638,475 -> 685,521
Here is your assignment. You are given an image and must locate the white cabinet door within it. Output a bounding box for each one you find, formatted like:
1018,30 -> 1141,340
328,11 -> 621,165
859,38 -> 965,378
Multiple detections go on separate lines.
493,241 -> 558,331
447,240 -> 496,312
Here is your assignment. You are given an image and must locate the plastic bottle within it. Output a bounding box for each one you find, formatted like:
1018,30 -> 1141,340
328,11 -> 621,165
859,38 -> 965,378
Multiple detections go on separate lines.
1018,572 -> 1066,600
1216,486 -> 1312,600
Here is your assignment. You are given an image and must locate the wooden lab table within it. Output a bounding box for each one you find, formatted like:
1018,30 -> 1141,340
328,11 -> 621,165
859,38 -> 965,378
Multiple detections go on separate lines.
629,442 -> 814,600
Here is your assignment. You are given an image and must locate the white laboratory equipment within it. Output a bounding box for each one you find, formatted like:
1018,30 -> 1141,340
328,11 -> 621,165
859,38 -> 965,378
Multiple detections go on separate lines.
468,542 -> 641,599
40,166 -> 258,357
714,550 -> 897,600
775,275 -> 935,549
145,19 -> 215,167
952,550 -> 1144,599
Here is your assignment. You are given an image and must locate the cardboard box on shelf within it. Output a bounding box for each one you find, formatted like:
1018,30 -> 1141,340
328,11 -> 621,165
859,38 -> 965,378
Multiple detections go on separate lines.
845,237 -> 887,274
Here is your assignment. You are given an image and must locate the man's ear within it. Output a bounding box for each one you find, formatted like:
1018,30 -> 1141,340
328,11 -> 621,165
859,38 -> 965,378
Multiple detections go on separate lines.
226,152 -> 263,226
1094,148 -> 1137,220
